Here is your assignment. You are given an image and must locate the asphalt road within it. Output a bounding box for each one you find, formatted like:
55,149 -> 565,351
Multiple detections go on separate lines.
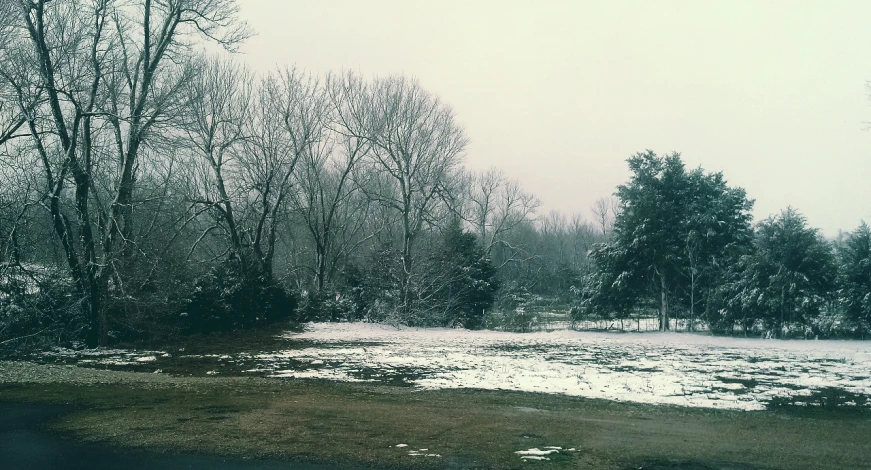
0,404 -> 359,470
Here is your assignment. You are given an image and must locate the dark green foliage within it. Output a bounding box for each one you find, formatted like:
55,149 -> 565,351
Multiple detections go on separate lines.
711,263 -> 766,334
342,228 -> 498,328
483,309 -> 541,332
338,264 -> 372,322
104,255 -> 195,342
716,208 -> 837,336
576,243 -> 640,323
494,282 -> 535,314
341,245 -> 403,322
679,168 -> 756,317
552,262 -> 583,300
297,290 -> 355,323
423,223 -> 499,328
837,221 -> 871,337
584,151 -> 754,330
184,257 -> 297,334
614,151 -> 691,295
0,265 -> 83,354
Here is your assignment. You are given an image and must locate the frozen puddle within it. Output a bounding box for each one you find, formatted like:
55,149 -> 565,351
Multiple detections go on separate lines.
251,322 -> 871,411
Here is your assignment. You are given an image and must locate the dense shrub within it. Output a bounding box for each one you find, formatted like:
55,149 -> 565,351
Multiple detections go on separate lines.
342,247 -> 402,323
483,309 -> 540,333
837,222 -> 871,338
494,283 -> 535,314
336,227 -> 498,328
183,258 -> 297,334
104,256 -> 195,342
0,265 -> 83,354
422,224 -> 499,328
297,290 -> 355,323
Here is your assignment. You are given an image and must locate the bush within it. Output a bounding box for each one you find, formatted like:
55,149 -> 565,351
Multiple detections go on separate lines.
104,257 -> 195,342
297,290 -> 355,323
426,224 -> 498,328
483,308 -> 540,333
340,261 -> 394,323
183,258 -> 297,334
495,283 -> 534,313
0,265 -> 83,355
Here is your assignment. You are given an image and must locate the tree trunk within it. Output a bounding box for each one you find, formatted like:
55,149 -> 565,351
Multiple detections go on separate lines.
83,280 -> 106,347
400,207 -> 414,315
689,272 -> 695,332
316,242 -> 327,291
704,290 -> 712,332
777,287 -> 786,338
660,270 -> 669,331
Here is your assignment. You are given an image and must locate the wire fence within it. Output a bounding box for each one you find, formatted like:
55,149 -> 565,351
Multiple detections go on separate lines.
489,311 -> 711,333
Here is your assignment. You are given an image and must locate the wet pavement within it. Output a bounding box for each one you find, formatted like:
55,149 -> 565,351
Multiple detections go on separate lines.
0,404 -> 358,470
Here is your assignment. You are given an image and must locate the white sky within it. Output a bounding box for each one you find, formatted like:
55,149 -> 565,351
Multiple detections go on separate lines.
235,0 -> 871,236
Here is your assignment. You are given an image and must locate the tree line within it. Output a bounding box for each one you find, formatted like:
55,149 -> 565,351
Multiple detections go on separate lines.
0,1 -> 868,351
580,151 -> 871,338
0,0 -> 606,349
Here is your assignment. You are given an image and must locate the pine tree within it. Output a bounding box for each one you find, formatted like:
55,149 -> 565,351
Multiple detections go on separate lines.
837,221 -> 871,337
726,208 -> 836,337
590,151 -> 754,330
425,222 -> 499,328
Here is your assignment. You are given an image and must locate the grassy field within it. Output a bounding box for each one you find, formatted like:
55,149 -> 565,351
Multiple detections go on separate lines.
3,325 -> 870,469
1,371 -> 870,469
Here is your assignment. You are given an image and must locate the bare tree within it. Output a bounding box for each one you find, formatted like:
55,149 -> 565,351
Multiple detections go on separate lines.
240,68 -> 330,277
104,0 -> 251,247
567,213 -> 598,273
357,76 -> 468,314
183,60 -> 329,286
181,55 -> 252,264
462,167 -> 539,266
0,0 -> 250,346
289,72 -> 377,291
591,196 -> 619,236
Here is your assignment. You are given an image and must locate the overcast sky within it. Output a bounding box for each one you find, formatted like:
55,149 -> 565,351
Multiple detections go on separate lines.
235,0 -> 871,236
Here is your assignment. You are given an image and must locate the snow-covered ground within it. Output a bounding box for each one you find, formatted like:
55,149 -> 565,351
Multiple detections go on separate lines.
250,322 -> 871,411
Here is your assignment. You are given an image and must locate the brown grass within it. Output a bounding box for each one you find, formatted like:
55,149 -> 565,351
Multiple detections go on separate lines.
1,377 -> 869,469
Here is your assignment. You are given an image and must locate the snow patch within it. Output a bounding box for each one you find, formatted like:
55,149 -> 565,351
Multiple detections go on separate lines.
250,322 -> 871,411
515,448 -> 560,456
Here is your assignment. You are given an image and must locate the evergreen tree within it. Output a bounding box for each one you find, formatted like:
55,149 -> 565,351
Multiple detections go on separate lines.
591,150 -> 754,330
578,243 -> 641,330
424,222 -> 499,328
725,208 -> 836,336
837,221 -> 871,337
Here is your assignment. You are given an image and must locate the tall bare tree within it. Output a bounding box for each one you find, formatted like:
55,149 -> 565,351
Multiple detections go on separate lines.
355,76 -> 468,314
591,196 -> 619,236
289,72 -> 377,291
0,0 -> 250,346
462,167 -> 539,266
241,68 -> 330,277
181,55 -> 252,264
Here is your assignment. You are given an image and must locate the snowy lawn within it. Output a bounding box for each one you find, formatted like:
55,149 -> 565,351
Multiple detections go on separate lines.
249,322 -> 871,411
